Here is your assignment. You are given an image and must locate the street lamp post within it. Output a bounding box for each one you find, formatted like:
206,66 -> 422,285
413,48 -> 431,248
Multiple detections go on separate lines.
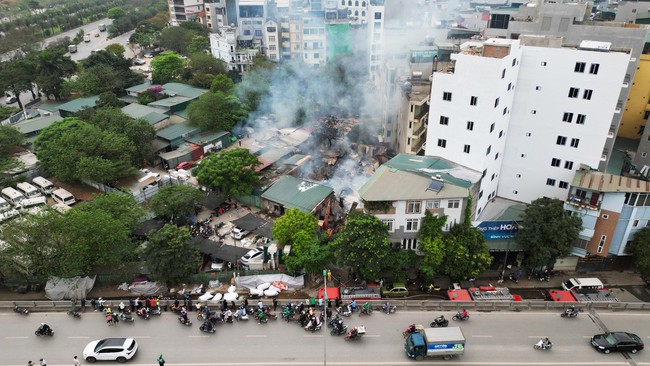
323,269 -> 328,366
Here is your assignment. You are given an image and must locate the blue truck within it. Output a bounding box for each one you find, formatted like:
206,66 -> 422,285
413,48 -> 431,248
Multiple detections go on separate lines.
405,327 -> 466,361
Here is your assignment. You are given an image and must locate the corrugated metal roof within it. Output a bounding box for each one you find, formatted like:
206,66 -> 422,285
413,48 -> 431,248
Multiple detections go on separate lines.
571,170 -> 650,193
58,96 -> 100,112
121,103 -> 168,125
148,96 -> 192,108
14,114 -> 63,134
162,82 -> 208,99
155,122 -> 199,141
125,81 -> 154,93
186,131 -> 230,145
261,175 -> 333,213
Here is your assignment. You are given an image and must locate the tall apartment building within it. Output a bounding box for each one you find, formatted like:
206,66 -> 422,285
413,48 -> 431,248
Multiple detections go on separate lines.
237,0 -> 268,48
204,0 -> 230,32
484,0 -> 648,173
169,0 -> 205,26
425,36 -> 631,217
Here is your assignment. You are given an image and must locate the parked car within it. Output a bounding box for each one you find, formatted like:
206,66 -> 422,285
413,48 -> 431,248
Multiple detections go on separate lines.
175,161 -> 193,171
210,258 -> 226,271
5,96 -> 17,104
134,58 -> 145,65
83,337 -> 138,363
231,227 -> 250,240
591,332 -> 644,354
143,53 -> 153,58
381,283 -> 409,298
240,247 -> 264,266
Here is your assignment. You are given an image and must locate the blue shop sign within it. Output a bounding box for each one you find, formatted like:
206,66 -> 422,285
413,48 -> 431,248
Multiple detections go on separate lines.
475,221 -> 518,240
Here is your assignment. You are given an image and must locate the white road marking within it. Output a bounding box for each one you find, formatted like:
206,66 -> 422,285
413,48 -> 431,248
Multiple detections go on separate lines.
5,336 -> 28,339
10,361 -> 629,366
67,336 -> 90,339
303,334 -> 323,338
364,334 -> 380,337
246,334 -> 267,338
472,335 -> 493,338
189,335 -> 210,338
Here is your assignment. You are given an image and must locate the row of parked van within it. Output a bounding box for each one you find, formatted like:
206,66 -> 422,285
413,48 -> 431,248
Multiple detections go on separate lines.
0,177 -> 76,213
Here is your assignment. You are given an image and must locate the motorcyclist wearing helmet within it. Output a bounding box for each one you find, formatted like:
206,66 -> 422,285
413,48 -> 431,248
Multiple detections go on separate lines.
349,327 -> 359,338
257,308 -> 265,323
408,323 -> 416,334
382,301 -> 390,312
39,323 -> 51,334
536,337 -> 551,349
350,299 -> 357,311
460,309 -> 469,319
180,306 -> 188,323
363,302 -> 371,314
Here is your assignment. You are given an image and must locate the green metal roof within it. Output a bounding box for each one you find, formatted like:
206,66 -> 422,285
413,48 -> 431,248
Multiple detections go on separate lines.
186,130 -> 230,145
383,154 -> 475,189
162,82 -> 208,99
496,205 -> 526,221
261,175 -> 333,213
121,104 -> 168,125
38,100 -> 64,113
175,108 -> 189,119
155,122 -> 199,141
58,96 -> 100,113
14,114 -> 63,134
148,96 -> 192,108
125,81 -> 154,93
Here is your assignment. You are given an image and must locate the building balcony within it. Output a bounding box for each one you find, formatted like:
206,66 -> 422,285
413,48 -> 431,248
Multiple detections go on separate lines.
412,123 -> 426,138
565,195 -> 600,211
411,136 -> 426,154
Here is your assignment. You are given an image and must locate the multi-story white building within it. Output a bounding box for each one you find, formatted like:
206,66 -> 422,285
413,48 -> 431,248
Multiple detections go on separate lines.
237,0 -> 268,48
204,0 -> 229,32
358,154 -> 482,251
169,0 -> 205,26
367,1 -> 384,78
425,36 -> 631,217
263,19 -> 281,61
209,27 -> 260,72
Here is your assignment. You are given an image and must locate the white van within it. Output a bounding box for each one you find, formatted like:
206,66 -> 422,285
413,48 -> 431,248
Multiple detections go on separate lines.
32,177 -> 57,196
561,278 -> 604,291
0,197 -> 11,212
16,182 -> 42,198
1,187 -> 25,206
52,188 -> 76,206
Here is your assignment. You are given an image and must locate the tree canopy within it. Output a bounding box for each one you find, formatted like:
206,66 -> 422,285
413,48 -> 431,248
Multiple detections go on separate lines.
211,74 -> 235,94
331,212 -> 392,280
626,226 -> 650,279
195,148 -> 261,197
151,51 -> 185,84
272,208 -> 318,247
417,211 -> 447,281
107,6 -> 126,19
516,198 -> 582,269
143,224 -> 199,286
35,48 -> 76,100
187,91 -> 247,132
150,185 -> 204,222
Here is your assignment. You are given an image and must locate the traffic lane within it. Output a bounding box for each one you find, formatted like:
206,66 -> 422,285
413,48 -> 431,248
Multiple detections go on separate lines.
44,18 -> 112,48
597,311 -> 650,364
68,30 -> 136,62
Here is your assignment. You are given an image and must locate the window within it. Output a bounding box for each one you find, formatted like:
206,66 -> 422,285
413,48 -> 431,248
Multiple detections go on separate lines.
499,130 -> 504,138
597,235 -> 606,253
381,219 -> 394,232
568,87 -> 579,98
406,218 -> 419,231
512,58 -> 517,67
494,97 -> 500,108
583,89 -> 593,100
574,62 -> 586,73
486,145 -> 491,155
374,12 -> 381,19
576,114 -> 586,125
437,139 -> 446,148
551,158 -> 561,167
470,96 -> 478,106
564,161 -> 574,170
559,181 -> 569,189
402,238 -> 418,250
269,36 -> 276,42
531,110 -> 537,114
482,169 -> 487,178
541,61 -> 547,66
535,86 -> 542,91
467,121 -> 474,130
513,190 -> 518,194
443,92 -> 452,101
439,116 -> 449,125
589,63 -> 600,75
546,178 -> 556,186
479,190 -> 484,199
516,174 -> 521,178
491,173 -> 496,181
463,144 -> 471,154
406,200 -> 421,214
521,154 -> 526,158
633,219 -> 639,227
426,200 -> 440,209
495,152 -> 499,160
508,82 -> 512,91
447,199 -> 460,209
490,123 -> 495,133
602,214 -> 609,219
503,107 -> 507,115
501,69 -> 506,79
562,112 -> 574,123
526,132 -> 532,137
570,138 -> 580,148
556,136 -> 567,145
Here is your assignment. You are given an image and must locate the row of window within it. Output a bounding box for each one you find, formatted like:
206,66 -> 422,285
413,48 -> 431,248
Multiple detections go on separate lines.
574,62 -> 600,75
562,112 -> 586,125
342,0 -> 367,6
439,117 -> 505,134
624,192 -> 650,207
545,178 -> 570,189
568,87 -> 593,100
550,158 -> 574,170
442,93 -> 481,106
556,135 -> 580,148
406,199 -> 460,214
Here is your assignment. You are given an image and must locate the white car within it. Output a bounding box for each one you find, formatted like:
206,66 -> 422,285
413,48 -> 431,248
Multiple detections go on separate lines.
83,338 -> 138,363
240,247 -> 264,266
134,58 -> 145,65
210,258 -> 226,271
231,227 -> 250,240
5,96 -> 17,104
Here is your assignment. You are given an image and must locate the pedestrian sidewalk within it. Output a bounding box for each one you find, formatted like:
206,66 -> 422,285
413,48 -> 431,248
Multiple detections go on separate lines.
478,269 -> 645,289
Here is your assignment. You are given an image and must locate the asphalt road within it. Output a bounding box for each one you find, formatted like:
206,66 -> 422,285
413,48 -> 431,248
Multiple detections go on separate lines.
2,309 -> 649,365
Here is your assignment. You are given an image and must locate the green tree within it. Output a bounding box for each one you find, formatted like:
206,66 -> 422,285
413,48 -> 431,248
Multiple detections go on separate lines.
105,43 -> 126,57
0,125 -> 24,157
284,231 -> 332,274
150,185 -> 204,222
516,198 -> 582,269
96,91 -> 123,108
151,51 -> 185,84
74,192 -> 144,230
0,57 -> 34,110
272,208 -> 318,246
35,118 -> 136,183
188,52 -> 227,76
210,74 -> 234,94
627,227 -> 650,279
187,91 -> 247,131
187,35 -> 210,55
331,212 -> 392,280
159,26 -> 194,54
35,47 -> 76,100
418,211 -> 447,280
143,224 -> 199,286
129,21 -> 162,50
107,7 -> 126,19
0,105 -> 20,121
195,148 -> 261,196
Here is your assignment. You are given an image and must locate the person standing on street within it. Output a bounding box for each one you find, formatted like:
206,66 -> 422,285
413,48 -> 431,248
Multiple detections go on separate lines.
273,298 -> 278,311
157,354 -> 165,366
73,356 -> 81,366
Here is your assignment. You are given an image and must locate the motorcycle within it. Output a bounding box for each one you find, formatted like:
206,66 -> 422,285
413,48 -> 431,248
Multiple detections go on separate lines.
344,325 -> 366,341
330,324 -> 348,336
337,305 -> 352,317
508,273 -> 518,284
430,315 -> 449,328
359,307 -> 372,317
403,325 -> 420,338
178,316 -> 192,326
119,311 -> 134,323
13,305 -> 29,315
35,325 -> 54,337
150,307 -> 162,316
560,308 -> 578,318
534,341 -> 553,350
327,315 -> 342,328
199,320 -> 216,333
67,308 -> 81,318
234,308 -> 249,321
304,318 -> 322,332
381,303 -> 397,314
136,308 -> 150,320
255,314 -> 268,323
452,311 -> 469,321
